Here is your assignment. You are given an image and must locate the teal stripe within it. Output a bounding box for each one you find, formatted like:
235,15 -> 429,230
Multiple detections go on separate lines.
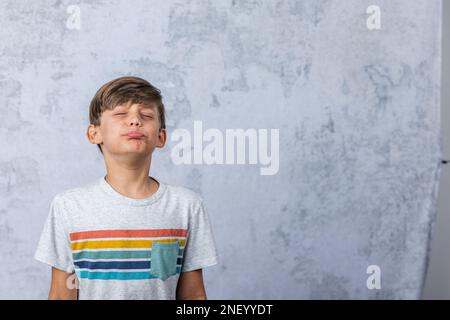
78,270 -> 155,280
72,249 -> 185,261
77,266 -> 182,280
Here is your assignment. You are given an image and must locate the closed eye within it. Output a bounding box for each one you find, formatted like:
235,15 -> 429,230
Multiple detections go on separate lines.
114,113 -> 153,118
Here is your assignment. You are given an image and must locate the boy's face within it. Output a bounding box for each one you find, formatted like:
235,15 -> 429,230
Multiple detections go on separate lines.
87,101 -> 166,158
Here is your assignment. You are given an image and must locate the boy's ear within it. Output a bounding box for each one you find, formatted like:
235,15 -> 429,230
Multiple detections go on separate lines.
156,128 -> 167,149
86,124 -> 103,146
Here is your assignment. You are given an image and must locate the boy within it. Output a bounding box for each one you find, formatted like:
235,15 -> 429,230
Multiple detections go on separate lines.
34,76 -> 219,300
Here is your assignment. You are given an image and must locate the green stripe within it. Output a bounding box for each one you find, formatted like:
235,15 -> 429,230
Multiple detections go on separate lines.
73,249 -> 184,261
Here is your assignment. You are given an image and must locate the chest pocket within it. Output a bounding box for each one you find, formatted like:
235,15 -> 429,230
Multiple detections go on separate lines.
151,241 -> 180,281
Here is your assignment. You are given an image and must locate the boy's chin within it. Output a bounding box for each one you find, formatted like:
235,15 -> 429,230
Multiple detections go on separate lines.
122,147 -> 153,156
109,146 -> 154,157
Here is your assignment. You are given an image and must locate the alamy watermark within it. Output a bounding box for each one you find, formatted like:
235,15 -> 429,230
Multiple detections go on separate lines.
66,5 -> 81,30
170,121 -> 280,176
366,265 -> 381,290
366,5 -> 381,30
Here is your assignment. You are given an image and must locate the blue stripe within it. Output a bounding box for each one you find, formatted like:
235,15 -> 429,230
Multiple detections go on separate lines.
74,260 -> 150,270
73,250 -> 151,261
74,258 -> 184,268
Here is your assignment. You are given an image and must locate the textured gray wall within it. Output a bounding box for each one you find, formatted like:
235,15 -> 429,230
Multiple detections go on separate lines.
0,0 -> 442,299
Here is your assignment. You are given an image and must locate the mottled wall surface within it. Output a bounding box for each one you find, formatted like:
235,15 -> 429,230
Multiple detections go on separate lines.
0,0 -> 442,299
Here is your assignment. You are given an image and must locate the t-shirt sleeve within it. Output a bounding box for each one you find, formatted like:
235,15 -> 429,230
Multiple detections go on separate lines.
181,197 -> 219,272
34,194 -> 75,273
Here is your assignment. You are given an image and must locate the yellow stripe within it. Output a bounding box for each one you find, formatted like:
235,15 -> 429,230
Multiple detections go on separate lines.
71,239 -> 186,251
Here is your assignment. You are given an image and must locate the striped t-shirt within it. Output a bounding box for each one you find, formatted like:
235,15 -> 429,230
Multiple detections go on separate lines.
34,176 -> 219,299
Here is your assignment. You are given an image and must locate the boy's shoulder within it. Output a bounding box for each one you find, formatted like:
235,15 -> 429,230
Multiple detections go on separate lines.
163,182 -> 205,206
50,178 -> 101,204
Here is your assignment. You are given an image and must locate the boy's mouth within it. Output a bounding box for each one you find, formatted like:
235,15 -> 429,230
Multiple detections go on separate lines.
126,131 -> 144,138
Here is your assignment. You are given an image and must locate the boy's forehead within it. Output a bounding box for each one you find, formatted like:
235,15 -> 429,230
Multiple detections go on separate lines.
114,101 -> 157,111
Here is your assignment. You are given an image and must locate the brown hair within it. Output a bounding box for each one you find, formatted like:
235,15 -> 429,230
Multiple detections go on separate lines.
89,76 -> 166,154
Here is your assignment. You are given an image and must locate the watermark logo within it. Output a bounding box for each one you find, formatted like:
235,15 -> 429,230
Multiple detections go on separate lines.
66,5 -> 81,30
66,273 -> 79,290
366,5 -> 381,30
170,121 -> 280,176
366,265 -> 381,290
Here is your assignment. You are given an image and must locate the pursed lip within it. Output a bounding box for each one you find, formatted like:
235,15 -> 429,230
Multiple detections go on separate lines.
125,131 -> 145,138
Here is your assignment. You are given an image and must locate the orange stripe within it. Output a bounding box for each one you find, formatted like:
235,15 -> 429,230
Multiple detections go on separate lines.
70,229 -> 188,241
71,238 -> 186,251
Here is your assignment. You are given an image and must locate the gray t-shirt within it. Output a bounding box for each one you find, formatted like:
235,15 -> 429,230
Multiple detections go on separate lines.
34,175 -> 219,300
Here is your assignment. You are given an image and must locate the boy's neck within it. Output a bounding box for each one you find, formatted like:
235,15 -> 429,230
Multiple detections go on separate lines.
104,173 -> 159,200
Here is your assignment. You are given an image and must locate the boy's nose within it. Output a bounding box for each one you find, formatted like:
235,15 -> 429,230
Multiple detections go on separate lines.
129,116 -> 142,126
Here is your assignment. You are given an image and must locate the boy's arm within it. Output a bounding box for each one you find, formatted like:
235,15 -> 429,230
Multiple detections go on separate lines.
48,267 -> 78,300
176,269 -> 207,300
